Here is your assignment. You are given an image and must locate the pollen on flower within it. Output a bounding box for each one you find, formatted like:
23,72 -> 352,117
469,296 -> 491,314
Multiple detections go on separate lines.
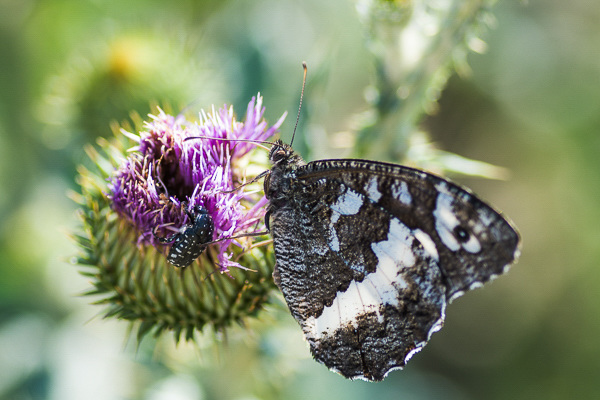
107,94 -> 285,271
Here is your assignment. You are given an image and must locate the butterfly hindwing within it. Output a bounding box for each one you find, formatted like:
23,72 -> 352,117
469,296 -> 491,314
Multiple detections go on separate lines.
267,145 -> 519,381
270,160 -> 447,380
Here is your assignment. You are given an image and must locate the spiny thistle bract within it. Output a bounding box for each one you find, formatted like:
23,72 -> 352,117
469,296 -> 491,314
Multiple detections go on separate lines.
72,95 -> 285,342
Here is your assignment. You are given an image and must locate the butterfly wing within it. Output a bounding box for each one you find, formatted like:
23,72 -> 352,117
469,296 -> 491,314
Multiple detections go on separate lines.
269,159 -> 519,381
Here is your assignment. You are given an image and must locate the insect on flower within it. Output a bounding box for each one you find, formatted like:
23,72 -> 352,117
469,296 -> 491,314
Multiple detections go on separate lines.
107,94 -> 286,272
153,204 -> 214,268
188,63 -> 520,381
74,94 -> 284,341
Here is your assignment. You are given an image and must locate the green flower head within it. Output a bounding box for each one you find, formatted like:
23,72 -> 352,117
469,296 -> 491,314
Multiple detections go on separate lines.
73,95 -> 285,341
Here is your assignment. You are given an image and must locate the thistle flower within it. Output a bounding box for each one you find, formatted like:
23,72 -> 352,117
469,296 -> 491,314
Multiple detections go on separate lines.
72,95 -> 285,341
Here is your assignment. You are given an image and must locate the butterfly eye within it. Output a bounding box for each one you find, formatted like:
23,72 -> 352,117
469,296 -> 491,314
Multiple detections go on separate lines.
272,149 -> 287,163
453,226 -> 471,242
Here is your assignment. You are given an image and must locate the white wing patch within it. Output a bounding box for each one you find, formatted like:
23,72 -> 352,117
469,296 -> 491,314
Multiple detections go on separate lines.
307,219 -> 415,339
328,226 -> 340,252
371,219 -> 416,275
392,181 -> 412,205
433,183 -> 482,254
365,176 -> 382,202
414,229 -> 439,261
433,188 -> 461,251
461,232 -> 482,253
328,188 -> 364,251
330,189 -> 363,216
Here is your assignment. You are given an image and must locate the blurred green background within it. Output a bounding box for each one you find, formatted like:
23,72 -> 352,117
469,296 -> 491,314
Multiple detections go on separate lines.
2,0 -> 600,399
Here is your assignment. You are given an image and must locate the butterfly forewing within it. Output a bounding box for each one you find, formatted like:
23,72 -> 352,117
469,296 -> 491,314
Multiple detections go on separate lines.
268,151 -> 520,381
299,159 -> 520,299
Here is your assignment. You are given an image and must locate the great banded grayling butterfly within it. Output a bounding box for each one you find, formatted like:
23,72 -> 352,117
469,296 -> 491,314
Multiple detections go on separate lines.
261,63 -> 520,381
184,63 -> 520,381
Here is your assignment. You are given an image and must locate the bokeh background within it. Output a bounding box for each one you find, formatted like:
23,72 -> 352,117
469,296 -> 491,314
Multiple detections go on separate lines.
1,0 -> 600,399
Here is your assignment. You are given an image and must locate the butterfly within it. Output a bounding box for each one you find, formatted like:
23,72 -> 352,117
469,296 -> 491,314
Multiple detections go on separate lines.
263,139 -> 520,381
257,63 -> 520,381
180,63 -> 520,380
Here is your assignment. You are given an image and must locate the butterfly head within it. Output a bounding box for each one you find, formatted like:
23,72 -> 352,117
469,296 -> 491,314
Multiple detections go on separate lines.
264,139 -> 305,214
268,139 -> 304,168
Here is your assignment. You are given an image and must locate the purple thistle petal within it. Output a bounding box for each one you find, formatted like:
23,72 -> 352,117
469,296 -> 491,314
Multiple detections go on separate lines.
107,94 -> 284,271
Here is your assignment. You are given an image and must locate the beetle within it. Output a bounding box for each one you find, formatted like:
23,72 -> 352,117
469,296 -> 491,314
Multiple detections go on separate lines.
154,205 -> 214,268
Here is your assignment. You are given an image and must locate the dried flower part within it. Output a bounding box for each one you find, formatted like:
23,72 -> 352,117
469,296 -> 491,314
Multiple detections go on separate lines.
72,95 -> 284,341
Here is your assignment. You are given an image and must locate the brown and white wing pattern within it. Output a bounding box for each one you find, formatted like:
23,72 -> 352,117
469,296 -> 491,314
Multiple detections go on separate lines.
265,143 -> 520,381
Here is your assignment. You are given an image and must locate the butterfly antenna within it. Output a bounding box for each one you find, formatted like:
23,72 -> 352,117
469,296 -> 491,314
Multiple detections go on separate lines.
183,136 -> 272,151
290,61 -> 308,147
